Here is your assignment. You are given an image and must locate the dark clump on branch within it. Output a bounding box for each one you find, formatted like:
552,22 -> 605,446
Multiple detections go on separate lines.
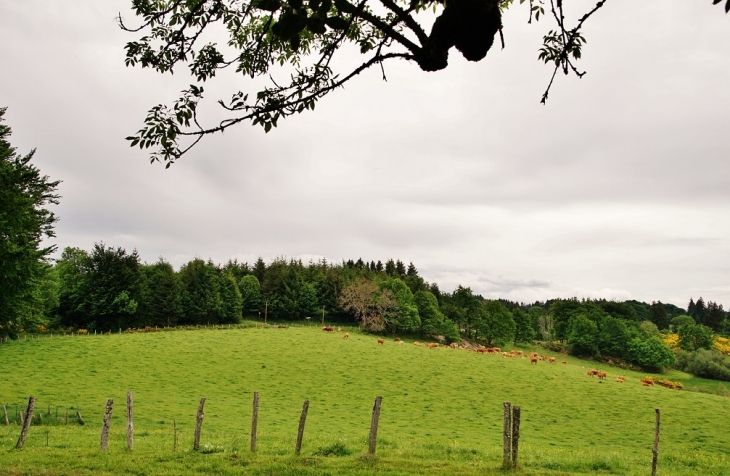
418,0 -> 501,72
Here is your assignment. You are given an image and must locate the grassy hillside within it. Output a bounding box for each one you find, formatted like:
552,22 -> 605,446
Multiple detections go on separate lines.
1,325 -> 729,475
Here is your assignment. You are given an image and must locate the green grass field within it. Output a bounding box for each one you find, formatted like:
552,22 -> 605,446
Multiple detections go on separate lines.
1,324 -> 729,475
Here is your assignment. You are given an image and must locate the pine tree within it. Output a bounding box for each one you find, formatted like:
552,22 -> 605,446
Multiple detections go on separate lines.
693,297 -> 707,325
706,301 -> 725,331
395,260 -> 406,277
687,298 -> 696,317
385,259 -> 396,276
252,257 -> 266,284
406,262 -> 418,277
376,260 -> 384,273
649,301 -> 670,330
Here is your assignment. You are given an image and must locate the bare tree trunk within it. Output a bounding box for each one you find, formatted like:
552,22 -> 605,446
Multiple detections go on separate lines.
15,396 -> 35,449
502,402 -> 512,468
126,391 -> 133,450
100,399 -> 113,451
193,398 -> 205,451
251,392 -> 259,453
2,405 -> 8,426
295,400 -> 309,454
368,396 -> 383,455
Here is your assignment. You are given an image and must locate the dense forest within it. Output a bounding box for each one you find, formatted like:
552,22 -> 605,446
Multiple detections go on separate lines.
6,242 -> 730,380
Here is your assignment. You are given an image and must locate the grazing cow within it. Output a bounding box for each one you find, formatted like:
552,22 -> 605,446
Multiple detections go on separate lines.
450,343 -> 458,349
398,340 -> 404,345
427,343 -> 439,349
530,356 -> 538,365
394,337 -> 402,342
342,333 -> 349,339
513,350 -> 524,356
587,369 -> 599,377
597,371 -> 607,380
377,339 -> 384,345
616,377 -> 625,383
548,357 -> 556,363
561,361 -> 567,364
322,326 -> 335,332
476,347 -> 488,354
414,342 -> 422,346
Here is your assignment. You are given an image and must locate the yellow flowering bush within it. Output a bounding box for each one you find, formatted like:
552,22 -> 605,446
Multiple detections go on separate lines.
714,336 -> 730,356
664,333 -> 679,349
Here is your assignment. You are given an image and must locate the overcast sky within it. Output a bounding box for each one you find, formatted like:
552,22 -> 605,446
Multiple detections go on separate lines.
1,1 -> 729,308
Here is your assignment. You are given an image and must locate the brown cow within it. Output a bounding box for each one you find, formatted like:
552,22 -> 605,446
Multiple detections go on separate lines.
561,361 -> 567,364
548,357 -> 556,363
597,371 -> 607,380
587,369 -> 599,377
394,337 -> 402,342
377,339 -> 384,345
530,356 -> 538,365
342,333 -> 349,339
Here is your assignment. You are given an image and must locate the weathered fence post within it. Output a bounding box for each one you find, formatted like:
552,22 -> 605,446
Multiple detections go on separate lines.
193,398 -> 206,451
126,391 -> 134,450
18,410 -> 24,426
64,409 -> 69,425
652,408 -> 661,476
173,419 -> 178,451
295,400 -> 309,454
76,410 -> 85,426
503,401 -> 512,468
16,396 -> 35,449
512,405 -> 521,469
368,396 -> 383,456
251,392 -> 260,452
2,405 -> 8,426
100,399 -> 113,451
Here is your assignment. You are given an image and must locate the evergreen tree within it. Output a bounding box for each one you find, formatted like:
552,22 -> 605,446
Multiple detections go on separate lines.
649,301 -> 670,330
218,273 -> 242,323
252,257 -> 266,284
375,260 -> 384,273
142,259 -> 182,327
706,301 -> 725,331
687,298 -> 696,317
76,243 -> 143,331
693,297 -> 707,325
56,247 -> 90,329
179,258 -> 221,325
406,262 -> 418,276
384,259 -> 396,276
395,259 -> 406,277
0,107 -> 60,339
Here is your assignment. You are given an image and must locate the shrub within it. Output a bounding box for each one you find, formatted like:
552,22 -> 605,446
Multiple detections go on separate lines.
671,315 -> 695,332
626,336 -> 676,371
675,349 -> 730,381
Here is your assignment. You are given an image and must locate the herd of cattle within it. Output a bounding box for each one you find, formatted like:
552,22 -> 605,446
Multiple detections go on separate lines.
322,326 -> 683,390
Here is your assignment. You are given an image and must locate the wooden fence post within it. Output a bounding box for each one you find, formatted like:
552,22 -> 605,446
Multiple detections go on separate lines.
512,405 -> 521,469
2,405 -> 8,426
368,396 -> 383,455
76,410 -> 85,426
126,391 -> 134,450
16,396 -> 35,449
295,400 -> 309,454
194,398 -> 206,451
251,392 -> 260,453
100,399 -> 113,451
502,401 -> 512,468
64,409 -> 69,425
652,408 -> 661,476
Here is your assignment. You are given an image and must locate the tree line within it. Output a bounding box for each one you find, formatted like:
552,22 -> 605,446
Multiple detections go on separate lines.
6,241 -> 730,375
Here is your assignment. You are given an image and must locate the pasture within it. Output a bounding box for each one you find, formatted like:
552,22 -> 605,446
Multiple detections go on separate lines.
1,325 -> 729,475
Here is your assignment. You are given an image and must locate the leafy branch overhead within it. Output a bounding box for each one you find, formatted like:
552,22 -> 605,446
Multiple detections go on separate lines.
120,0 -> 727,165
